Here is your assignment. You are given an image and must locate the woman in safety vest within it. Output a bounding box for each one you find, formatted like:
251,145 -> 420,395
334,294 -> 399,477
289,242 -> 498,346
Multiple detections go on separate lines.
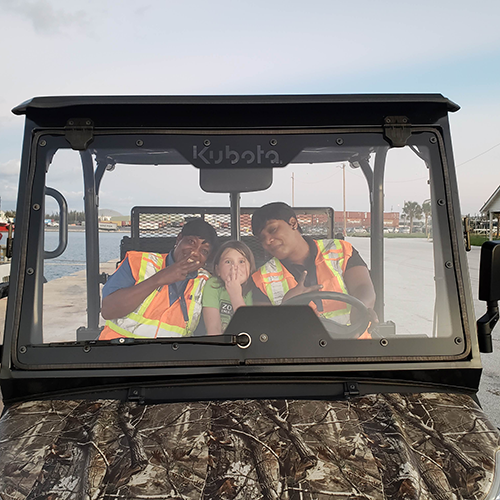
99,219 -> 218,340
251,202 -> 377,338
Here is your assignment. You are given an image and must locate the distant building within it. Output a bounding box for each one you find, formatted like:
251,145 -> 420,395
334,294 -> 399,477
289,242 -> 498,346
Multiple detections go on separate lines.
110,216 -> 132,227
480,185 -> 500,240
334,211 -> 400,230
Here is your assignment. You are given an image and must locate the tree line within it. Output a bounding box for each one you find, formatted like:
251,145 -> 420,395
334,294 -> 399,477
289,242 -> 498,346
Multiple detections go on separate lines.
402,200 -> 431,234
4,210 -> 86,223
45,211 -> 85,223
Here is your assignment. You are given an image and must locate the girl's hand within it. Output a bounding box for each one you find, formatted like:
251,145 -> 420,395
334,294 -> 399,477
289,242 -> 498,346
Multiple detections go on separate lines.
224,265 -> 243,296
224,265 -> 247,312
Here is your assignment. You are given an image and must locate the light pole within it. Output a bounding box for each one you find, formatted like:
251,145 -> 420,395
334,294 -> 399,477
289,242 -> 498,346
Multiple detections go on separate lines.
343,164 -> 346,236
335,164 -> 347,236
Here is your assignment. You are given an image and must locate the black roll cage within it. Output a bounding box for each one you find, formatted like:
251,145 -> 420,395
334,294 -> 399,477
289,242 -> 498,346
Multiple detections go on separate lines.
3,94 -> 488,403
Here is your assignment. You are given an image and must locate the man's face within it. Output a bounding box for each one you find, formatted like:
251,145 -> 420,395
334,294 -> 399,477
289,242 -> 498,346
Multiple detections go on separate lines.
173,234 -> 211,268
257,218 -> 300,260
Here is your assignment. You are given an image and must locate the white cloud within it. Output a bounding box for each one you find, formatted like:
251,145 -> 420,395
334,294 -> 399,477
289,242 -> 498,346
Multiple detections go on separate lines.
0,0 -> 89,35
0,159 -> 20,209
0,159 -> 20,177
0,0 -> 499,216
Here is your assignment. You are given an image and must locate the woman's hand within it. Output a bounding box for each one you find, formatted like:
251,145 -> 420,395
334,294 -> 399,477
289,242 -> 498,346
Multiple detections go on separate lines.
351,305 -> 379,327
282,270 -> 323,303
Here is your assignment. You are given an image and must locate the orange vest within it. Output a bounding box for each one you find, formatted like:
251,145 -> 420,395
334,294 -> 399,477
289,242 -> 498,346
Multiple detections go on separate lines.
100,251 -> 209,340
252,239 -> 353,324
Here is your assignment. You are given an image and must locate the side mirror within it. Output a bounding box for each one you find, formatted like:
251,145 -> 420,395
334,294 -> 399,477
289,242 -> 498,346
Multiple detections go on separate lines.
477,240 -> 500,353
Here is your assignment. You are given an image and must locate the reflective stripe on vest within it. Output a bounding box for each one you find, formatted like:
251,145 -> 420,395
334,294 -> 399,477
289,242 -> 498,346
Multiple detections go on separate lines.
254,239 -> 351,325
315,239 -> 351,322
103,252 -> 209,338
258,258 -> 291,305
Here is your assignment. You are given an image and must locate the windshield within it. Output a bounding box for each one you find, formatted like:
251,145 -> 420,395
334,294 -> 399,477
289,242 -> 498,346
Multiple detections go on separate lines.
15,130 -> 467,368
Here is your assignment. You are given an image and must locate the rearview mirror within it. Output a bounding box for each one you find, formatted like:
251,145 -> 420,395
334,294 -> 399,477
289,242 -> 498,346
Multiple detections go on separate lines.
200,168 -> 272,193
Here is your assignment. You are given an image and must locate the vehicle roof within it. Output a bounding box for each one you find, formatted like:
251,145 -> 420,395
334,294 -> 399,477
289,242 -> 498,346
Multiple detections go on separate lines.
12,94 -> 459,129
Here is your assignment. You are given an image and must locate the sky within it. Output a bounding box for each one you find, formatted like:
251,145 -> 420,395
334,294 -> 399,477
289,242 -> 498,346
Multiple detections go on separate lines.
0,0 -> 499,216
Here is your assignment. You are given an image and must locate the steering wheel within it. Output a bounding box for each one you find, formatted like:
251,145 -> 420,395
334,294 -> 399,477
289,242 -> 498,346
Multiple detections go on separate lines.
285,291 -> 370,338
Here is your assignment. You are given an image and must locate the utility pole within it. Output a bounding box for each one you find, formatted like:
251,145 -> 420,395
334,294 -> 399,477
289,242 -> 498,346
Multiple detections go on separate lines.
291,172 -> 295,207
342,164 -> 347,237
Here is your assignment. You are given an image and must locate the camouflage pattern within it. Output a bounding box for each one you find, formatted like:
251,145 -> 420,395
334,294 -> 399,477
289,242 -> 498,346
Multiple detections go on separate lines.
0,392 -> 499,499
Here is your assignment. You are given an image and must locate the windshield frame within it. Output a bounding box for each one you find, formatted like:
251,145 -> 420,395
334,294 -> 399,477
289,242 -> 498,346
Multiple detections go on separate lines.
4,125 -> 474,371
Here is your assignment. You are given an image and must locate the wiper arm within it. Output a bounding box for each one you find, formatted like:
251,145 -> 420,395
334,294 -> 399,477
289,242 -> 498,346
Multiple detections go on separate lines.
43,333 -> 251,348
109,334 -> 248,347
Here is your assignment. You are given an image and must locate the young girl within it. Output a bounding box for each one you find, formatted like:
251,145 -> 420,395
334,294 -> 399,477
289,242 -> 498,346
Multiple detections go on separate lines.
202,241 -> 256,335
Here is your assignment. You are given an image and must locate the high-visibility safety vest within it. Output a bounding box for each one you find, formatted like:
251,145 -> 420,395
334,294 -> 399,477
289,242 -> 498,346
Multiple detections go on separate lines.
100,251 -> 210,340
252,239 -> 353,325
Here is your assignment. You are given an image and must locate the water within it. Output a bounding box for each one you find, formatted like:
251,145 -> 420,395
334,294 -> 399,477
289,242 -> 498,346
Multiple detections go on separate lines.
44,230 -> 128,281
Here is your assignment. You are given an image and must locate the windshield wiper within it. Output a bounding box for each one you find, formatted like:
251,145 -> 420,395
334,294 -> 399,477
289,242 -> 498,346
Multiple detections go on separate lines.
42,333 -> 251,348
108,334 -> 248,347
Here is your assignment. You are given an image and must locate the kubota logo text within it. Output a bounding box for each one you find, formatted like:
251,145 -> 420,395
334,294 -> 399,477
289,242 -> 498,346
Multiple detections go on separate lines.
193,145 -> 280,165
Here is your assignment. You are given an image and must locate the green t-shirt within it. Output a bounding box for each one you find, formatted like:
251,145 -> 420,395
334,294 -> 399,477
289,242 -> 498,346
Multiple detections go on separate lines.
202,276 -> 253,332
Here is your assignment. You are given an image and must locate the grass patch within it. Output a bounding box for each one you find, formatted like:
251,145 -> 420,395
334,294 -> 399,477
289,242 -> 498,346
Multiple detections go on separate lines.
351,233 -> 428,238
470,235 -> 490,247
384,232 -> 427,238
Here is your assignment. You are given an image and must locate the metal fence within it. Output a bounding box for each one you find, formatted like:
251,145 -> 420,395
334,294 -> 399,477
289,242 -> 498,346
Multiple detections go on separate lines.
121,206 -> 334,267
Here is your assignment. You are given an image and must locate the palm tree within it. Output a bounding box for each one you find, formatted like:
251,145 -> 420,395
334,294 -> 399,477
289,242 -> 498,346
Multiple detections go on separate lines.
402,201 -> 423,233
422,199 -> 431,237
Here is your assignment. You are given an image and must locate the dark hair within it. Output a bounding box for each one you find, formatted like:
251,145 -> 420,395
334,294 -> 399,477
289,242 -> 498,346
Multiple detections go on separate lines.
180,218 -> 219,257
251,202 -> 302,236
213,240 -> 256,296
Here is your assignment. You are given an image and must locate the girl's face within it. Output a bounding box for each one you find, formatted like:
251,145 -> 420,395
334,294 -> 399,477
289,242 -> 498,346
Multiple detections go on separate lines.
216,248 -> 251,285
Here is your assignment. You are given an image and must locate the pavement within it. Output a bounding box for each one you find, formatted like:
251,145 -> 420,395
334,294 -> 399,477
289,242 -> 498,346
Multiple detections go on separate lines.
349,238 -> 500,428
0,240 -> 499,429
465,245 -> 500,428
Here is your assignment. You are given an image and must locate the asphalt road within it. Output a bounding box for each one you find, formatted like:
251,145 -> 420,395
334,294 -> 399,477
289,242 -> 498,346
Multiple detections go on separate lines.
349,237 -> 500,429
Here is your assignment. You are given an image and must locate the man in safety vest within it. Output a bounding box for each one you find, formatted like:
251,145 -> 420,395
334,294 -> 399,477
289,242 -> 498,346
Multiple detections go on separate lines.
100,219 -> 218,340
251,202 -> 377,337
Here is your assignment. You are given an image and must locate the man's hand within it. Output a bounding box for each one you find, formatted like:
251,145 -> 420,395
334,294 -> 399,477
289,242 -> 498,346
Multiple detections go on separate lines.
154,252 -> 201,287
283,270 -> 323,303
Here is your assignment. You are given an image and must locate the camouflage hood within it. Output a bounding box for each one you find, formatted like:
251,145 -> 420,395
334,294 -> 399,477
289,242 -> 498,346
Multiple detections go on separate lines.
0,392 -> 499,499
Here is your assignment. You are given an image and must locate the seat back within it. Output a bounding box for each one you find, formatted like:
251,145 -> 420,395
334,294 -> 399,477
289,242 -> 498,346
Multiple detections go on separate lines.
120,206 -> 335,268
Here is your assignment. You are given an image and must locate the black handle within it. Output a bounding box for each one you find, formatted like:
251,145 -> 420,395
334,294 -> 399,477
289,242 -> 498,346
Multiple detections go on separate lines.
44,187 -> 68,259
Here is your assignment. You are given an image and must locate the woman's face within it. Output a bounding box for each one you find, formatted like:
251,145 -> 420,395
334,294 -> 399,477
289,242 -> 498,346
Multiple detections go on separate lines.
258,218 -> 300,260
216,248 -> 251,284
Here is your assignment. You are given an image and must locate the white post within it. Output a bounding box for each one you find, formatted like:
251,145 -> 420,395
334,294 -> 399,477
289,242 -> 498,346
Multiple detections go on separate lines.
343,164 -> 346,237
489,211 -> 493,241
